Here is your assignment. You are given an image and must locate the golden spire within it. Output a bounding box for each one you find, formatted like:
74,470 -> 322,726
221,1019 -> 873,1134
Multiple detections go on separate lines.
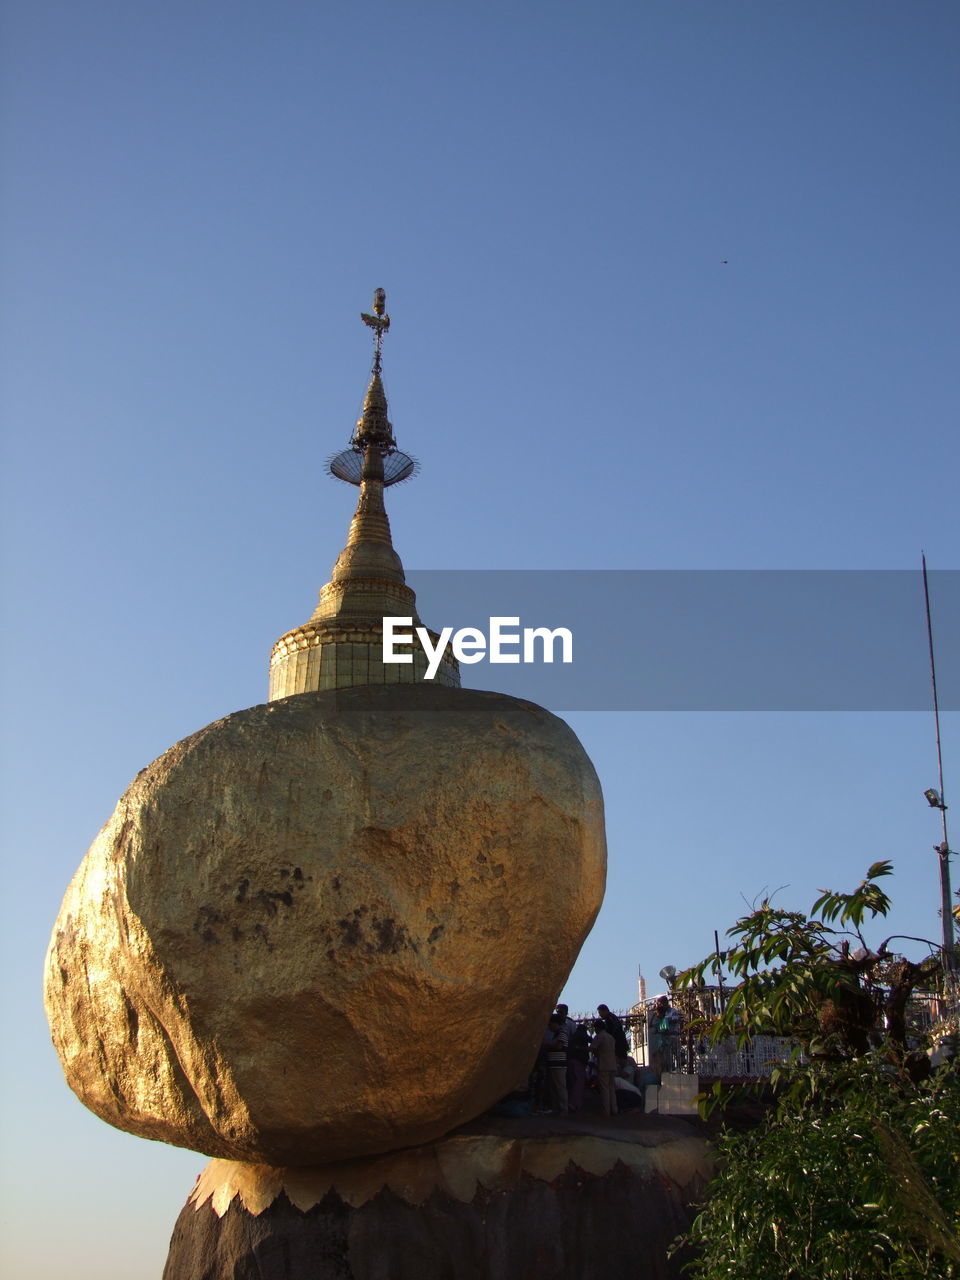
355,289 -> 395,450
328,289 -> 415,487
267,289 -> 460,697
324,289 -> 402,565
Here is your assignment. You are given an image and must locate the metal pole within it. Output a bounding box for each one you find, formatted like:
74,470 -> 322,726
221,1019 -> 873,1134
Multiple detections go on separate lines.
922,554 -> 957,990
714,929 -> 727,1013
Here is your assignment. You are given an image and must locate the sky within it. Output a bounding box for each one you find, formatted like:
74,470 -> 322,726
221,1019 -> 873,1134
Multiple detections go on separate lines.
1,1 -> 958,1276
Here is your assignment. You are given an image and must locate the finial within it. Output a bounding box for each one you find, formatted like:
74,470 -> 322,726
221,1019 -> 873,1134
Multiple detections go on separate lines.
328,288 -> 417,488
360,287 -> 390,377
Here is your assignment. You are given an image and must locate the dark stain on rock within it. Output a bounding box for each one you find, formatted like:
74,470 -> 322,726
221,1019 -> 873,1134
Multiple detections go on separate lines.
251,922 -> 274,951
337,917 -> 362,947
427,924 -> 444,944
235,879 -> 249,904
373,916 -> 415,955
193,906 -> 223,944
253,888 -> 294,917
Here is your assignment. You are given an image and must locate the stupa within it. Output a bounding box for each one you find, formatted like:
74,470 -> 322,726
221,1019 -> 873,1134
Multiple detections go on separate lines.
45,294 -> 709,1278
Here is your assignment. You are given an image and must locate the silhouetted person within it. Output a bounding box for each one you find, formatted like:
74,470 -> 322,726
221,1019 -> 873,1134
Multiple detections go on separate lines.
597,1003 -> 629,1064
591,1019 -> 618,1116
543,1015 -> 569,1114
567,1022 -> 590,1112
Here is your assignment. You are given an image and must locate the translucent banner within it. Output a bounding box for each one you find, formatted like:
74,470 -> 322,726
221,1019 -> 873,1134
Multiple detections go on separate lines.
400,570 -> 959,710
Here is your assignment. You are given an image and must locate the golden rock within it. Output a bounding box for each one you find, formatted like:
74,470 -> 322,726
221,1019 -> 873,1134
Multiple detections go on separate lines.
44,684 -> 605,1165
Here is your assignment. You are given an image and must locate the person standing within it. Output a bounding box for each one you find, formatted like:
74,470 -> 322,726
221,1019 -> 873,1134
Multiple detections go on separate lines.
591,1018 -> 618,1117
544,1015 -> 569,1114
597,1003 -> 629,1064
556,1003 -> 577,1044
648,994 -> 682,1076
566,1021 -> 590,1112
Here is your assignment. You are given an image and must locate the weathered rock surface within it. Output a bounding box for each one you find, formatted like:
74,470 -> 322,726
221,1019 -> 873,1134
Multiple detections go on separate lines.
164,1114 -> 712,1279
45,684 -> 605,1165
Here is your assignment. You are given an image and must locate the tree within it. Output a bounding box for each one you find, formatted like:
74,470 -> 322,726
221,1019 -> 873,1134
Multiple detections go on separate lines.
679,860 -> 944,1066
673,863 -> 960,1280
680,1056 -> 959,1279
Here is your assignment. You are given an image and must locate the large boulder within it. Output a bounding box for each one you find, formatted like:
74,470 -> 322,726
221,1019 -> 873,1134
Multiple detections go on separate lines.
44,684 -> 605,1165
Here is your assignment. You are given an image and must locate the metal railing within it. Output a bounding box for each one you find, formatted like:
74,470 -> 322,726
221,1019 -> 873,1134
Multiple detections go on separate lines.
572,982 -> 954,1080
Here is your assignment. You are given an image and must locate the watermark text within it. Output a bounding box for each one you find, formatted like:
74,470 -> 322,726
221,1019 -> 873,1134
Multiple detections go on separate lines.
383,616 -> 574,680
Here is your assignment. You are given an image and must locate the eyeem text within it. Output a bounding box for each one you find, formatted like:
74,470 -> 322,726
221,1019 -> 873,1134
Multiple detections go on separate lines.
382,616 -> 574,681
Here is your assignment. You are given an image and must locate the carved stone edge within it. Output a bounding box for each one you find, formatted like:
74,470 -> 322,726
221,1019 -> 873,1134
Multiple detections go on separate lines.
189,1132 -> 714,1217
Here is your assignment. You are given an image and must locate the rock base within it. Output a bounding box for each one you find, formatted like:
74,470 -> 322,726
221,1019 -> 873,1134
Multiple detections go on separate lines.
164,1113 -> 711,1279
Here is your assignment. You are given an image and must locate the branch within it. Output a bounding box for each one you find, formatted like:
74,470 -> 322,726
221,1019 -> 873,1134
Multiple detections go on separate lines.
876,934 -> 943,956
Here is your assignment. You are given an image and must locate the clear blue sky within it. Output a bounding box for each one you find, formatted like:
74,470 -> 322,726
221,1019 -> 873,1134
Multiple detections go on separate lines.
2,2 -> 958,1276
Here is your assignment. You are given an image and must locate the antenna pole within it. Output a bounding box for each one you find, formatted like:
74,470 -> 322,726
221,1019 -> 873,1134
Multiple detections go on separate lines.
922,554 -> 957,993
713,929 -> 727,1013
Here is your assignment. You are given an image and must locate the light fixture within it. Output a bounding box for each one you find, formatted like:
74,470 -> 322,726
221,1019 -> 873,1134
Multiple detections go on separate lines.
925,788 -> 944,809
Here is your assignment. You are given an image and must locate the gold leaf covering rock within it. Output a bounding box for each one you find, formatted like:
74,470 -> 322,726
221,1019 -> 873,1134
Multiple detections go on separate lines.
44,684 -> 606,1166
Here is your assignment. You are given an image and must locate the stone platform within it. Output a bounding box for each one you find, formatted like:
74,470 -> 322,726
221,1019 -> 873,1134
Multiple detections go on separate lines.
164,1109 -> 712,1279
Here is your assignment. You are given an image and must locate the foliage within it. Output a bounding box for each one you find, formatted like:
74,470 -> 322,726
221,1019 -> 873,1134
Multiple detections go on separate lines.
679,1055 -> 960,1280
678,861 -> 943,1063
672,865 -> 959,1279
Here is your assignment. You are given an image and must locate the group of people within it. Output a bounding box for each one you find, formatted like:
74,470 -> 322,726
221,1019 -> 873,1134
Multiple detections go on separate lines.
532,996 -> 682,1118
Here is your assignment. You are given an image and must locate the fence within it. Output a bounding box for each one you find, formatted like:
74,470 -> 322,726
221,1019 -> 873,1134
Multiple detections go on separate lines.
573,981 -> 952,1081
